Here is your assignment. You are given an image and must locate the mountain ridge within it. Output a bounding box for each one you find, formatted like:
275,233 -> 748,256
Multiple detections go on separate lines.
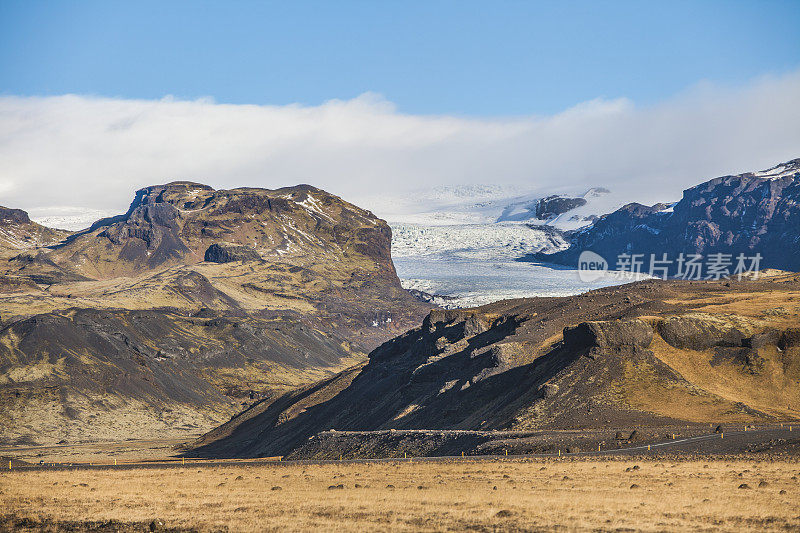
187,273 -> 800,459
529,158 -> 800,272
0,181 -> 431,444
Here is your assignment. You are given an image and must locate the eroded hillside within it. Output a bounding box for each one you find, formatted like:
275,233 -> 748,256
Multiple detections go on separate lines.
0,183 -> 431,444
188,273 -> 800,458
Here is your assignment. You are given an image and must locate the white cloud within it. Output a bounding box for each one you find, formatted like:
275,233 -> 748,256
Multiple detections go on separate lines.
1,71 -> 799,221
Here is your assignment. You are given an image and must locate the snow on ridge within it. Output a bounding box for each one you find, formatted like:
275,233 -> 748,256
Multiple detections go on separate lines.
296,193 -> 334,222
373,183 -> 618,231
750,160 -> 800,180
657,202 -> 677,214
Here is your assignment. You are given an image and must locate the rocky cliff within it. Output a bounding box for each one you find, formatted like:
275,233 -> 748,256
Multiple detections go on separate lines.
0,182 -> 431,444
529,159 -> 800,273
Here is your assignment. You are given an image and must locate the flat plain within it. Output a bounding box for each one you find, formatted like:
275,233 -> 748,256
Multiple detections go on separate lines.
1,458 -> 799,532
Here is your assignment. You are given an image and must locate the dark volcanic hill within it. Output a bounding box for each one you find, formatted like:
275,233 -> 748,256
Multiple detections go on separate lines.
528,159 -> 800,272
0,183 -> 430,444
187,274 -> 800,459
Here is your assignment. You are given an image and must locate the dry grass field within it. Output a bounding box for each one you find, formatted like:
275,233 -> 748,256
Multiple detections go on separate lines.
1,458 -> 799,532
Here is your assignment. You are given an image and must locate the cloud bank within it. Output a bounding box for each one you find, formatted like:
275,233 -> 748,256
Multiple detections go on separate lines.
1,70 -> 799,221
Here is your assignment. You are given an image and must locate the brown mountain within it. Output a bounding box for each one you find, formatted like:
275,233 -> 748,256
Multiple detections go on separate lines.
0,183 -> 430,445
188,274 -> 800,459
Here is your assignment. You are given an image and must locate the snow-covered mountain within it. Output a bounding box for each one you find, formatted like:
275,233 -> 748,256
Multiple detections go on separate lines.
371,184 -> 622,231
495,187 -> 620,230
535,158 -> 800,273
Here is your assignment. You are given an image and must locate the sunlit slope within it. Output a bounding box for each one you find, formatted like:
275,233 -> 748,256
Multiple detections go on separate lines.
0,182 -> 431,444
188,275 -> 800,458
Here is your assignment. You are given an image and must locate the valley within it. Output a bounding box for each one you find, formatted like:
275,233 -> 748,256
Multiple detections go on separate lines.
3,159 -> 800,472
3,4 -> 799,531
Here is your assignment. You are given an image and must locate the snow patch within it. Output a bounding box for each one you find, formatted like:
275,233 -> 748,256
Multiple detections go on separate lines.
750,161 -> 800,180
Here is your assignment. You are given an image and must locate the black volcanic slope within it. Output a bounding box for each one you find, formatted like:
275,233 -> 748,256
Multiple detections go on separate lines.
187,275 -> 800,458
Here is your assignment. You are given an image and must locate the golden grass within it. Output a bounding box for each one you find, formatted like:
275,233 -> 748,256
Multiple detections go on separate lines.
664,287 -> 800,328
614,357 -> 752,424
0,437 -> 197,464
1,459 -> 798,531
615,340 -> 800,424
649,338 -> 800,420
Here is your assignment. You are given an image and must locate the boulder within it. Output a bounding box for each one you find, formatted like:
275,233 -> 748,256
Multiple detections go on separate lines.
540,383 -> 559,399
488,343 -> 518,367
463,314 -> 489,337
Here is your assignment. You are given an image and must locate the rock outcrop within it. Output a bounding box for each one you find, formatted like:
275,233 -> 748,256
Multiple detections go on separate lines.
0,207 -> 31,225
535,196 -> 587,220
657,314 -> 752,350
204,243 -> 262,263
563,319 -> 653,350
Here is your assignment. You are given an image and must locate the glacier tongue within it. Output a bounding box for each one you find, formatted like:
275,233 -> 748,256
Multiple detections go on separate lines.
394,253 -> 649,309
383,184 -> 645,308
391,222 -> 569,259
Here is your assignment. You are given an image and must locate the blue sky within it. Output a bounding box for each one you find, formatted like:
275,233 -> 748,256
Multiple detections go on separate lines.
1,0 -> 799,115
1,1 -> 799,217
